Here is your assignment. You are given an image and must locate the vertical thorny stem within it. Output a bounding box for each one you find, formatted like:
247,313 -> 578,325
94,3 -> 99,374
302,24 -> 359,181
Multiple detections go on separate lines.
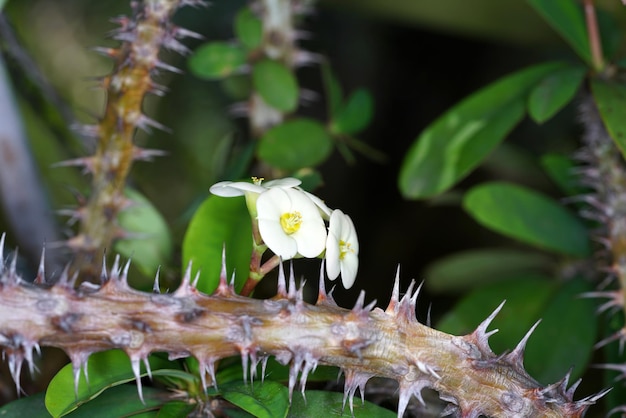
579,93 -> 626,344
248,0 -> 296,138
68,0 -> 191,278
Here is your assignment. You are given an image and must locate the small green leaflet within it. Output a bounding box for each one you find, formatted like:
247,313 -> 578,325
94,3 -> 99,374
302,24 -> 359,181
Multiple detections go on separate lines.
591,78 -> 626,160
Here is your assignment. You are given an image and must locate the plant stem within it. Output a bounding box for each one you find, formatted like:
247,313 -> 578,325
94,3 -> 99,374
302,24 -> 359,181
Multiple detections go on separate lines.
583,0 -> 605,72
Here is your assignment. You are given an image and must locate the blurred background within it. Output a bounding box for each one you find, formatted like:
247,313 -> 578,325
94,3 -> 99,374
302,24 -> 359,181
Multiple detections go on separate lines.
1,0 -> 625,408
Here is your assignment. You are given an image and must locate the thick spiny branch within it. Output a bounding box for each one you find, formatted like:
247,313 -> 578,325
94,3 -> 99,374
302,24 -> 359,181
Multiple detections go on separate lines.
0,239 -> 603,417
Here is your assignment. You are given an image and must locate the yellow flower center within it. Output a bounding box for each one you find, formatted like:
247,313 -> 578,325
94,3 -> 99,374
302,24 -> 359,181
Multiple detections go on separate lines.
280,211 -> 302,235
339,240 -> 354,260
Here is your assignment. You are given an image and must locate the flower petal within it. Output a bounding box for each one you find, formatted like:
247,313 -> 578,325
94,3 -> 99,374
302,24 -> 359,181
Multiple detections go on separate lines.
325,230 -> 341,280
210,181 -> 266,197
293,219 -> 326,257
264,177 -> 302,188
340,253 -> 358,289
258,218 -> 298,259
301,190 -> 333,219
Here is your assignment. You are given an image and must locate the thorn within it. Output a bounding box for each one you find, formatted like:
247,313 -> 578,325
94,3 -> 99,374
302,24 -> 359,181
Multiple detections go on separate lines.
154,59 -> 183,74
316,260 -> 329,304
136,114 -> 172,134
119,258 -> 131,286
35,244 -> 46,284
163,35 -> 190,55
171,26 -> 204,40
175,261 -> 193,296
143,357 -> 152,380
191,270 -> 200,289
70,124 -> 100,139
0,232 -> 5,272
470,300 -> 506,355
199,358 -> 218,392
131,357 -> 144,403
506,320 -> 541,368
7,353 -> 23,395
57,263 -> 72,288
277,260 -> 287,298
51,157 -> 94,173
69,351 -> 90,397
153,267 -> 161,293
9,249 -> 19,282
133,147 -> 168,161
110,255 -> 121,282
216,245 -> 233,296
91,46 -> 120,58
100,251 -> 108,284
386,266 -> 401,315
353,290 -> 365,312
287,262 -> 297,300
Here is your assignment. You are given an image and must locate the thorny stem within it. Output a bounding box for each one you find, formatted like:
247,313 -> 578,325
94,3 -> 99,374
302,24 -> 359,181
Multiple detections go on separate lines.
0,250 -> 606,417
70,0 -> 188,279
583,0 -> 605,72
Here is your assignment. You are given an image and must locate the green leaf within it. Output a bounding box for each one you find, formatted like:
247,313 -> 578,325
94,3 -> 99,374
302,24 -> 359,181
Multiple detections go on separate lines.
526,0 -> 591,65
157,401 -> 197,418
288,390 -> 395,418
424,248 -> 554,293
258,118 -> 333,170
591,78 -> 626,159
220,381 -> 289,418
0,392 -> 50,417
463,182 -> 590,257
540,153 -> 582,196
115,188 -> 172,279
399,61 -> 566,199
182,195 -> 252,294
45,350 -> 172,417
189,42 -> 247,80
235,8 -> 263,50
64,385 -> 166,418
437,275 -> 557,359
330,89 -> 374,135
524,276 -> 596,384
528,66 -> 586,123
252,60 -> 299,112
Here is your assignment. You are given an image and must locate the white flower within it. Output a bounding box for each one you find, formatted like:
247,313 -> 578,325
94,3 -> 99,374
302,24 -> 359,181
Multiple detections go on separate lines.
325,209 -> 359,289
256,187 -> 327,259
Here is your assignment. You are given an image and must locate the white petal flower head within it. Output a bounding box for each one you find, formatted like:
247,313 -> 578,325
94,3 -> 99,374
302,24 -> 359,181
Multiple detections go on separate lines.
325,209 -> 359,289
256,187 -> 327,260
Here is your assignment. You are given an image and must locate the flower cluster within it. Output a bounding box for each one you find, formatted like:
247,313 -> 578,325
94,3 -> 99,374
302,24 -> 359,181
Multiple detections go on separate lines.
210,177 -> 359,288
